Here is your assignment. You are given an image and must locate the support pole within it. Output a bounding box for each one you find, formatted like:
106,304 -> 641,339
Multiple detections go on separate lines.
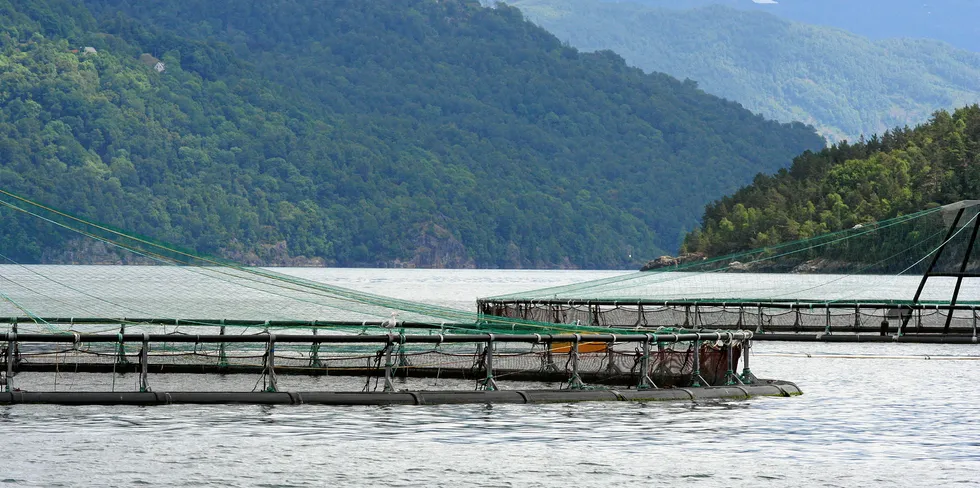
218,325 -> 228,368
604,334 -> 622,375
636,334 -> 656,390
740,339 -> 755,384
945,214 -> 980,333
116,324 -> 130,368
691,336 -> 708,387
3,332 -> 14,392
904,207 -> 964,334
567,334 -> 585,390
397,330 -> 411,368
264,334 -> 278,392
543,335 -> 559,373
480,334 -> 498,391
11,321 -> 19,370
139,333 -> 150,392
383,334 -> 395,392
309,327 -> 322,368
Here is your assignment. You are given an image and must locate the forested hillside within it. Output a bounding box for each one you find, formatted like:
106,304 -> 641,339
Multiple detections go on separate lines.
0,0 -> 823,268
682,105 -> 980,256
615,0 -> 980,52
507,0 -> 980,142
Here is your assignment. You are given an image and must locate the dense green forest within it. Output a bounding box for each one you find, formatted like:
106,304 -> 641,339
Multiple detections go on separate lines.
0,0 -> 823,268
506,0 -> 980,142
682,105 -> 980,256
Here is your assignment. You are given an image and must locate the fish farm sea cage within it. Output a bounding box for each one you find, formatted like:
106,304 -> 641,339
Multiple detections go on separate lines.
481,201 -> 980,341
0,189 -> 798,405
0,327 -> 769,395
477,299 -> 980,338
1,193 -> 980,404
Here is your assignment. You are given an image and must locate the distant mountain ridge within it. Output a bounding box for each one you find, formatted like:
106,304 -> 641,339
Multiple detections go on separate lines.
615,0 -> 980,52
0,0 -> 824,268
506,0 -> 980,142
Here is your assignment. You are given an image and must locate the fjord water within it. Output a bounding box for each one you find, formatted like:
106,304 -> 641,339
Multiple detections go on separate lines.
3,269 -> 980,487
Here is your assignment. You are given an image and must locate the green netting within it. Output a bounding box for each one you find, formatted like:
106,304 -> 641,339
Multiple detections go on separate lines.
0,188 -> 697,337
488,202 -> 980,306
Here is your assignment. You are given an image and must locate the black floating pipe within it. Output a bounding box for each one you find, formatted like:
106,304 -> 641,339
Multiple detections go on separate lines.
0,381 -> 801,406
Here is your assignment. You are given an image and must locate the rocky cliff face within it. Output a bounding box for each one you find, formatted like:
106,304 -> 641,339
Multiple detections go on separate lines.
407,223 -> 476,269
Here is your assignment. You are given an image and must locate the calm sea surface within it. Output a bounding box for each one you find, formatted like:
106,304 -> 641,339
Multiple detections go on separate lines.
2,268 -> 980,487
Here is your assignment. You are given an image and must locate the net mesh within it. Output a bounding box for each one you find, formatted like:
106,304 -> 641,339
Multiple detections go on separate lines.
7,338 -> 738,390
0,188 -> 657,334
1,189 -> 752,389
482,202 -> 980,332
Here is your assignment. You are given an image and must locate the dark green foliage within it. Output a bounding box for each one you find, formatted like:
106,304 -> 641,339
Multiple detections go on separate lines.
508,0 -> 980,143
683,105 -> 980,257
0,0 -> 822,267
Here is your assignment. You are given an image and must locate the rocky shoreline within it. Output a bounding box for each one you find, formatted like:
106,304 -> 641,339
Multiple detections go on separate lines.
641,253 -> 854,274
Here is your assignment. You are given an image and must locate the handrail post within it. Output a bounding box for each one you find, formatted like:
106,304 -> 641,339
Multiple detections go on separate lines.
740,339 -> 755,384
542,335 -> 559,373
637,334 -> 657,390
139,333 -> 150,392
3,331 -> 14,392
264,334 -> 278,392
116,324 -> 130,368
397,329 -> 411,368
10,321 -> 19,370
480,334 -> 498,391
309,327 -> 323,368
568,334 -> 585,390
604,334 -> 622,375
383,334 -> 395,392
691,335 -> 707,387
218,325 -> 229,368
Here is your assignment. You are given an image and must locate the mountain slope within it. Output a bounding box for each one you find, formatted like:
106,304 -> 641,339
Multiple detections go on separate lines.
616,0 -> 980,52
0,0 -> 823,268
506,0 -> 980,142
